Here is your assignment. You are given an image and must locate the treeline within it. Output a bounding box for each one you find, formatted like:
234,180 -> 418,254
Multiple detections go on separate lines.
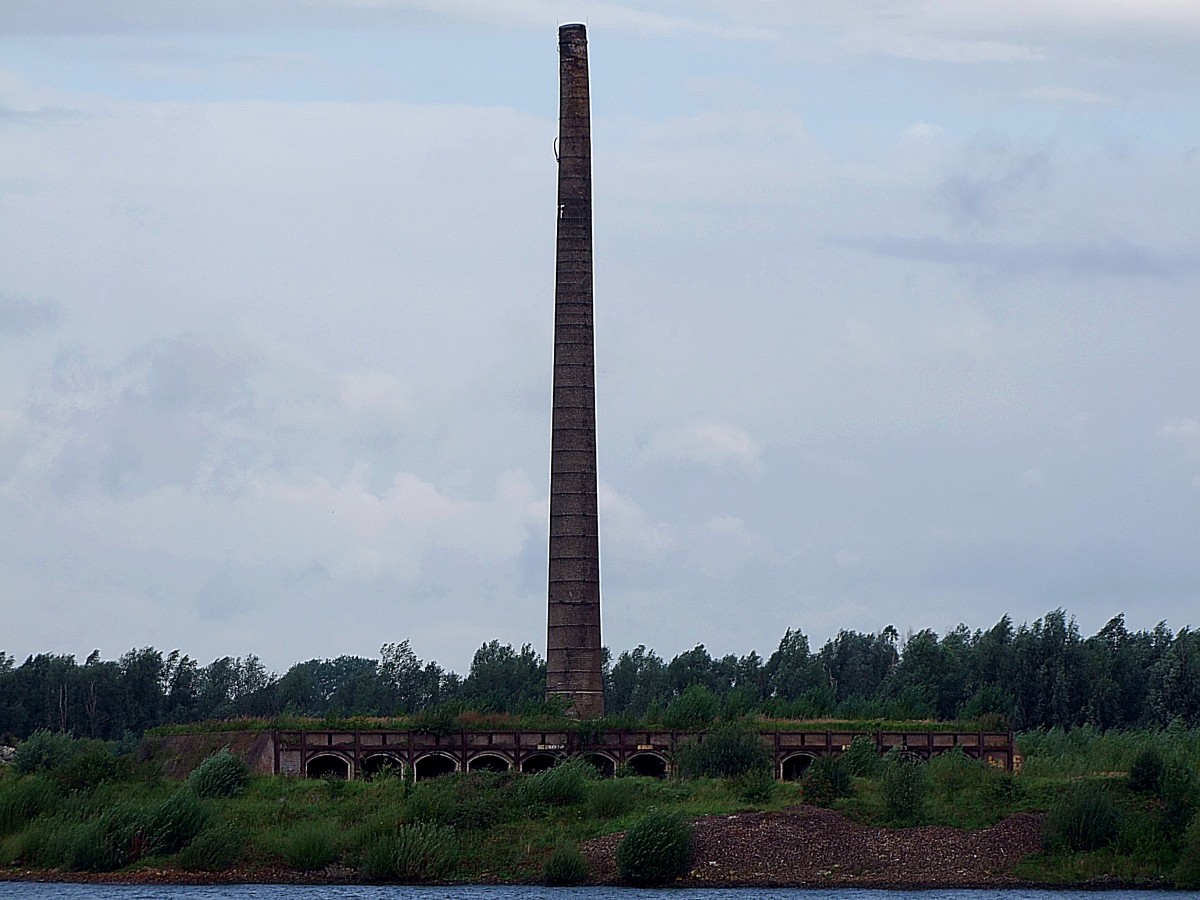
2,609 -> 1199,741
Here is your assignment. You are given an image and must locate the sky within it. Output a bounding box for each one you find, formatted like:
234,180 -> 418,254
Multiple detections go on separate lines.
1,1 -> 1198,676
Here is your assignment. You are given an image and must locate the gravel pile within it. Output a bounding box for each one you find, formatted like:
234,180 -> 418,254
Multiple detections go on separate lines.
582,806 -> 1045,887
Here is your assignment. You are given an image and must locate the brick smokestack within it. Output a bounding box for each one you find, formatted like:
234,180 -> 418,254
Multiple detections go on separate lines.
546,23 -> 604,719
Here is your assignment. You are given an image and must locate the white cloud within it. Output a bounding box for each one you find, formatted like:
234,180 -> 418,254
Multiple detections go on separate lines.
598,483 -> 676,560
646,421 -> 762,473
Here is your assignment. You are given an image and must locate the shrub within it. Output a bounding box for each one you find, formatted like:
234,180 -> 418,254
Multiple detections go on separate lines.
587,778 -> 637,819
0,776 -> 60,834
188,749 -> 248,799
141,789 -> 211,856
12,730 -> 76,776
543,841 -> 589,885
802,757 -> 853,807
385,823 -> 459,881
283,822 -> 338,872
616,809 -> 694,885
880,754 -> 928,825
928,747 -> 987,797
841,737 -> 884,777
1128,747 -> 1166,794
522,759 -> 591,807
50,745 -> 127,793
675,723 -> 770,779
1044,782 -> 1119,852
732,768 -> 775,804
178,825 -> 243,872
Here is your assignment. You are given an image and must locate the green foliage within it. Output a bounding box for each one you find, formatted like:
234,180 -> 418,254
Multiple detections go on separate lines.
522,759 -> 592,807
403,773 -> 509,830
675,722 -> 770,779
0,776 -> 60,834
178,824 -> 244,871
616,808 -> 695,885
732,768 -> 775,804
802,756 -> 853,807
1175,815 -> 1200,889
586,777 -> 637,819
663,684 -> 719,730
360,823 -> 459,882
1128,747 -> 1166,794
283,821 -> 338,871
1045,782 -> 1119,852
13,730 -> 76,775
543,841 -> 589,885
65,803 -> 142,872
141,788 -> 212,856
188,748 -> 249,798
12,815 -> 76,868
880,753 -> 928,825
841,736 -> 884,777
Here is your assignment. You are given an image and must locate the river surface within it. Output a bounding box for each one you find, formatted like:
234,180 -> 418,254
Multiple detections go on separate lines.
1,887 -> 1196,900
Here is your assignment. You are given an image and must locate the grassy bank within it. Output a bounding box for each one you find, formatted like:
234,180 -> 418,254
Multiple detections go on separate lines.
2,726 -> 1199,886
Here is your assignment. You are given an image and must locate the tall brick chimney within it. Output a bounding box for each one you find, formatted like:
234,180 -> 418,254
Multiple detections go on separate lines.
546,23 -> 604,719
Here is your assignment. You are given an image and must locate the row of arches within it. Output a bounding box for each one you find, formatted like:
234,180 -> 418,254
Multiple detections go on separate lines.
304,749 -> 670,781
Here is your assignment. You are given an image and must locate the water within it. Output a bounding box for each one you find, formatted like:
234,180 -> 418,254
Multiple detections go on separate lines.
0,888 -> 1194,900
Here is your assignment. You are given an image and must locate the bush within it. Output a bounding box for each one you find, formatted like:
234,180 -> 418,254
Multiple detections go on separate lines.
12,730 -> 75,776
616,809 -> 695,885
50,745 -> 126,793
522,759 -> 591,807
587,778 -> 637,819
732,768 -> 775,804
880,754 -> 928,825
802,757 -> 853,807
1128,747 -> 1166,794
0,776 -> 60,834
841,737 -> 884,777
1044,782 -> 1119,852
283,822 -> 338,872
361,823 -> 459,882
543,841 -> 589,885
675,723 -> 770,779
188,749 -> 248,799
178,825 -> 244,872
141,789 -> 211,856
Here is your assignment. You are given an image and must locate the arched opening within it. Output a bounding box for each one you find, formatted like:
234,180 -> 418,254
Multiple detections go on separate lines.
361,753 -> 405,780
307,754 -> 351,780
781,753 -> 816,781
467,753 -> 511,773
584,752 -> 615,778
521,752 -> 559,774
627,753 -> 667,779
414,753 -> 458,781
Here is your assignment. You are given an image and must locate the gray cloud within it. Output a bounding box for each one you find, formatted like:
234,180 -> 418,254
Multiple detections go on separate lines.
0,294 -> 57,335
839,234 -> 1200,279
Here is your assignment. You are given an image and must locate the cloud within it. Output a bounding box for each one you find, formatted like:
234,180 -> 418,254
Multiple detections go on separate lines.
1023,85 -> 1116,105
840,234 -> 1200,279
0,0 -> 766,39
0,294 -> 57,336
646,422 -> 762,473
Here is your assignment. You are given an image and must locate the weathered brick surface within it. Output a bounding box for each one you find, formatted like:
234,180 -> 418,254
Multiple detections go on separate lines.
547,24 -> 604,719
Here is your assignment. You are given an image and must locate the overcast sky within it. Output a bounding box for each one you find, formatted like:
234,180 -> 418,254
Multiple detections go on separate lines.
1,1 -> 1198,675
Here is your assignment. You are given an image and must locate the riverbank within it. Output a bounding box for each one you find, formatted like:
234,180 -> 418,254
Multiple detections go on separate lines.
4,807 -> 1052,889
